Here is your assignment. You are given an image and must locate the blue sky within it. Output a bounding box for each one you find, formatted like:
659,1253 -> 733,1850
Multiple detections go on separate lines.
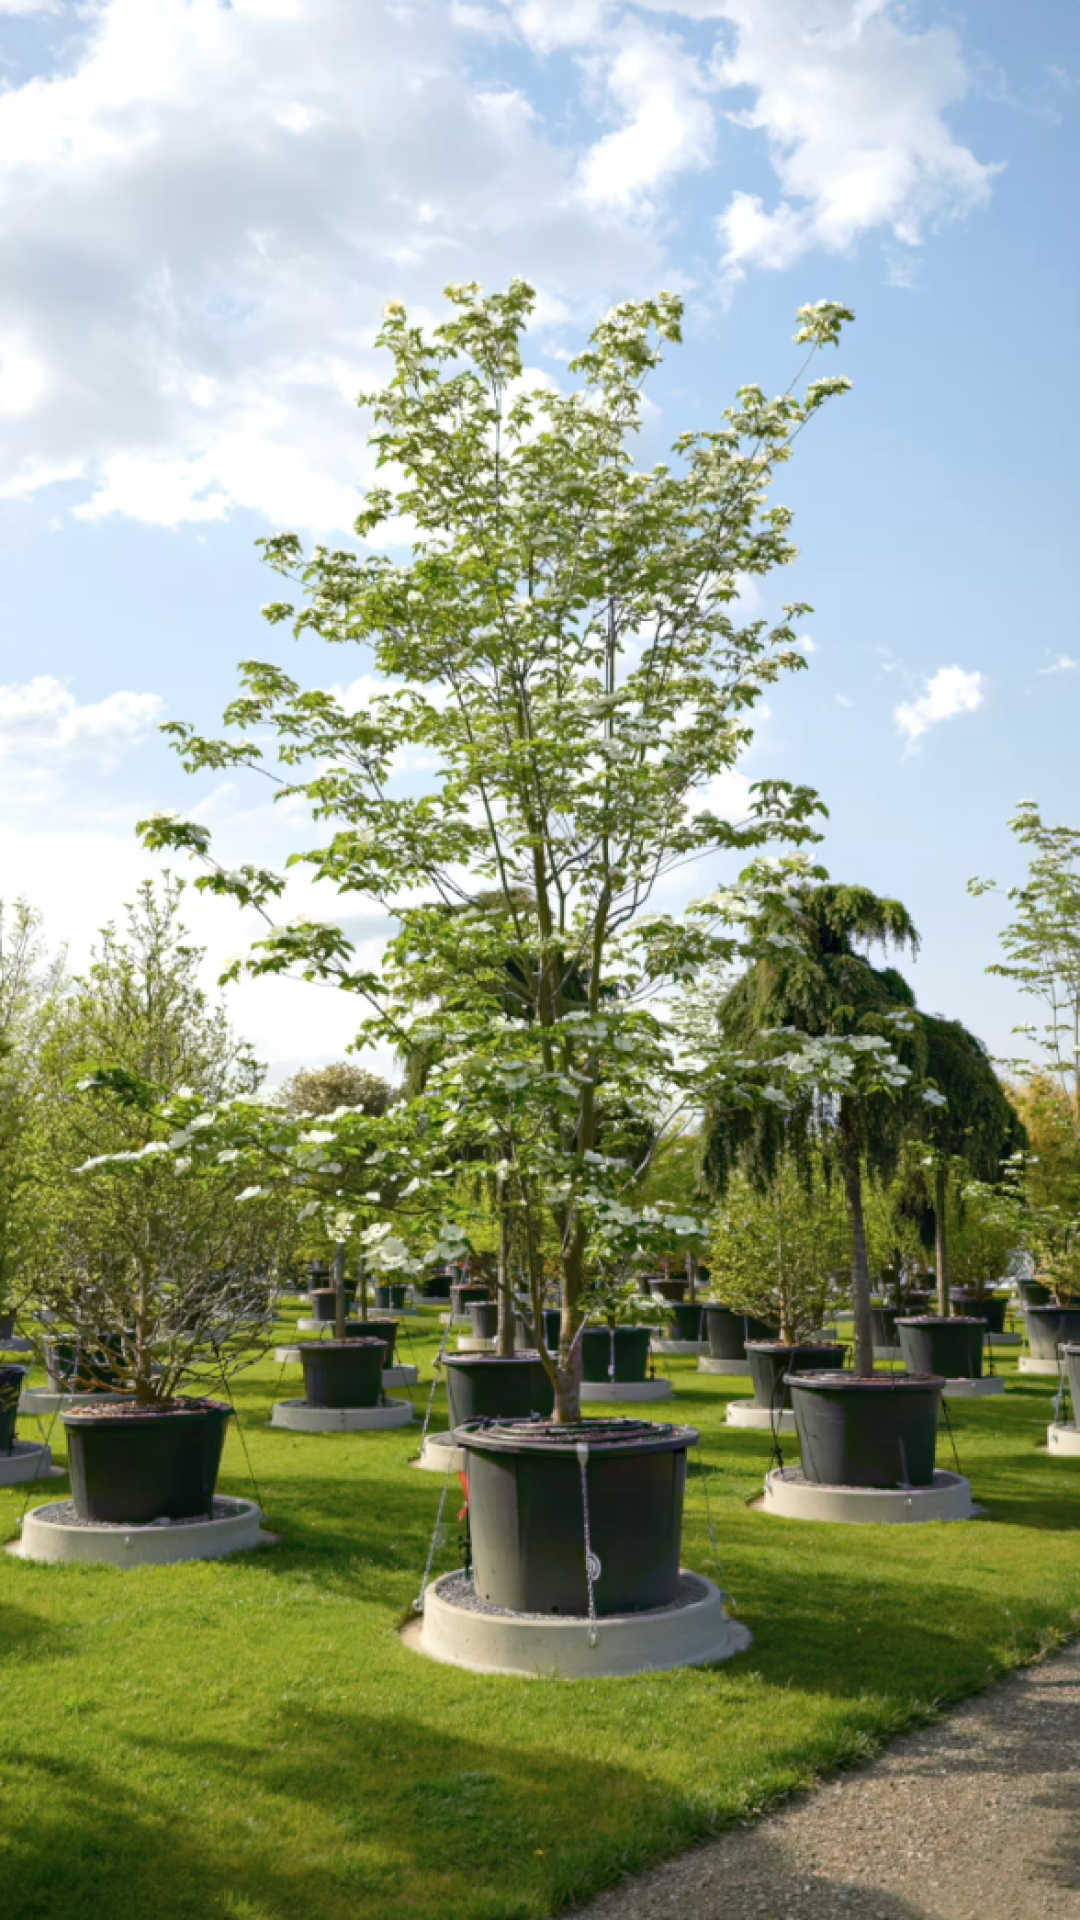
0,0 -> 1075,1082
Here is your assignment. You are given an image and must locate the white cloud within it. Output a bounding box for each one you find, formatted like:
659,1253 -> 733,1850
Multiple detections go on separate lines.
712,0 -> 998,277
1040,654 -> 1079,675
0,0 -> 995,532
835,693 -> 854,708
894,665 -> 986,751
0,676 -> 164,759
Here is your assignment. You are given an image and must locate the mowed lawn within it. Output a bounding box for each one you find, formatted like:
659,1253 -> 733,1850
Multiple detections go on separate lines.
2,1306 -> 1078,1920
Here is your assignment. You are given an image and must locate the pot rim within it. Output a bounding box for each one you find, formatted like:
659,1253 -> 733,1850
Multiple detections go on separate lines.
895,1315 -> 987,1327
297,1337 -> 386,1353
457,1414 -> 699,1456
62,1395 -> 230,1425
745,1340 -> 844,1354
1025,1303 -> 1080,1315
785,1370 -> 945,1391
444,1350 -> 545,1367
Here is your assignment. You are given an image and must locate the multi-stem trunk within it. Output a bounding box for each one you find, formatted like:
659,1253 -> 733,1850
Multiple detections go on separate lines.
495,1178 -> 514,1357
840,1100 -> 874,1377
333,1242 -> 346,1339
934,1161 -> 950,1317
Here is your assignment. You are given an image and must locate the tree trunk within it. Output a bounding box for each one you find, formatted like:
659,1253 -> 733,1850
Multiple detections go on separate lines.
496,1181 -> 515,1357
357,1262 -> 369,1322
840,1101 -> 874,1376
686,1250 -> 696,1303
934,1161 -> 950,1317
333,1242 -> 346,1339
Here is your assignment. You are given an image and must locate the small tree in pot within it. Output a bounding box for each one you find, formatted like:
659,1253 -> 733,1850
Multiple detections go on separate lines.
577,1276 -> 668,1386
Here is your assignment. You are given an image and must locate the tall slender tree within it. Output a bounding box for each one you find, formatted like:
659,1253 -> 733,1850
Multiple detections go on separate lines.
910,1015 -> 1023,1314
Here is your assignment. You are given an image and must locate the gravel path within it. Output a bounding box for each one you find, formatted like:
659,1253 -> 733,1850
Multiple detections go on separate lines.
566,1641 -> 1080,1920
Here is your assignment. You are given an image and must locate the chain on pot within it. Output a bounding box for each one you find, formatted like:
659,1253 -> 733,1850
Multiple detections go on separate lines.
576,1441 -> 601,1647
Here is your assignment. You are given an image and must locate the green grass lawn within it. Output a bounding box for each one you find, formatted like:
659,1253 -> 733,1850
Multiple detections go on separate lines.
2,1309 -> 1077,1920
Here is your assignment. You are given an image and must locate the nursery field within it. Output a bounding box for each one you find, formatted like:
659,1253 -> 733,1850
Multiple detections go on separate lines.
2,1304 -> 1079,1920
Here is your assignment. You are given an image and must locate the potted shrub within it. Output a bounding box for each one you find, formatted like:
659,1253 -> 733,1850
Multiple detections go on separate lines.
949,1289 -> 1008,1334
788,1371 -> 945,1487
745,1338 -> 844,1412
896,1315 -> 986,1379
458,1414 -> 699,1614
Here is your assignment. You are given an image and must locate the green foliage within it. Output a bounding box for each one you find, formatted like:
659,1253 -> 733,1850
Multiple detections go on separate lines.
277,1061 -> 393,1118
136,280 -> 856,1412
0,900 -> 65,1313
709,1161 -> 848,1340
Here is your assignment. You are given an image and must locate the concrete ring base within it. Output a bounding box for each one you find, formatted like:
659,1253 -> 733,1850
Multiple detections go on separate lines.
874,1345 -> 903,1362
295,1317 -> 336,1332
579,1378 -> 673,1401
652,1339 -> 709,1355
1048,1422 -> 1080,1456
697,1357 -> 751,1377
270,1397 -> 413,1431
989,1331 -> 1022,1346
456,1336 -> 496,1353
0,1441 -> 64,1485
725,1400 -> 795,1432
20,1389 -> 132,1416
1019,1356 -> 1061,1375
0,1336 -> 34,1353
403,1568 -> 752,1679
384,1365 -> 419,1388
9,1495 -> 269,1566
762,1466 -> 978,1524
941,1376 -> 1006,1398
412,1432 -> 466,1473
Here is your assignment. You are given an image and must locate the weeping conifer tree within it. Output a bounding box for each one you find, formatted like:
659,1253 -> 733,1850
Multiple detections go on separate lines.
702,883 -> 924,1376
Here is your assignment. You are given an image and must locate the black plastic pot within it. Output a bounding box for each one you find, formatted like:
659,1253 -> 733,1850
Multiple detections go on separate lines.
459,1415 -> 698,1615
514,1307 -> 562,1352
1026,1305 -> 1080,1361
62,1398 -> 231,1523
0,1313 -> 14,1343
451,1283 -> 490,1318
344,1318 -> 397,1361
580,1326 -> 652,1384
701,1305 -> 778,1362
468,1301 -> 500,1340
299,1338 -> 386,1409
650,1278 -> 688,1302
900,1289 -> 932,1315
746,1341 -> 845,1411
1060,1343 -> 1080,1415
665,1302 -> 707,1342
310,1287 -> 355,1325
788,1372 -> 944,1488
897,1316 -> 986,1379
0,1364 -> 26,1454
420,1272 -> 454,1301
870,1305 -> 899,1347
1017,1277 -> 1051,1308
950,1292 -> 1007,1334
46,1336 -> 127,1393
375,1284 -> 409,1310
445,1352 -> 554,1426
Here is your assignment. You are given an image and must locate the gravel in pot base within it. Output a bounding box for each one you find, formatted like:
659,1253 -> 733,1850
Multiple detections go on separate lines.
10,1494 -> 269,1565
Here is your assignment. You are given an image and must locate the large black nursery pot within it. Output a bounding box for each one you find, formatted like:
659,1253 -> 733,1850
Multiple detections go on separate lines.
0,1313 -> 15,1343
46,1336 -> 127,1394
897,1316 -> 986,1380
580,1326 -> 652,1384
445,1352 -> 554,1426
459,1415 -> 698,1615
788,1372 -> 944,1488
468,1301 -> 500,1340
899,1288 -> 932,1316
62,1398 -> 232,1524
1060,1343 -> 1080,1415
0,1364 -> 26,1453
451,1283 -> 490,1318
746,1341 -> 845,1411
420,1271 -> 454,1301
299,1338 -> 386,1409
375,1283 -> 409,1310
950,1292 -> 1007,1334
1025,1305 -> 1080,1361
1017,1277 -> 1051,1309
665,1302 -> 707,1342
310,1287 -> 355,1325
701,1304 -> 777,1363
344,1318 -> 397,1361
870,1305 -> 899,1347
649,1277 -> 688,1303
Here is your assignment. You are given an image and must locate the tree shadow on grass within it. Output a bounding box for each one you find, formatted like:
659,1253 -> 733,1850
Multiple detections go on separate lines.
0,1705 -> 740,1920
